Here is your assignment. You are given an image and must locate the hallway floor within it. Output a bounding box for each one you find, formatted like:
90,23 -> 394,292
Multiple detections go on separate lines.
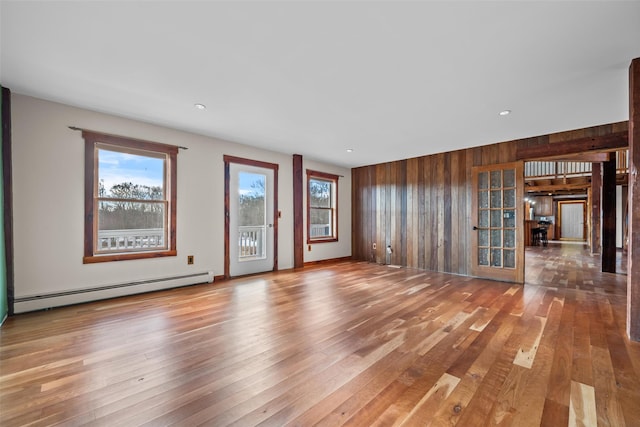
525,242 -> 627,296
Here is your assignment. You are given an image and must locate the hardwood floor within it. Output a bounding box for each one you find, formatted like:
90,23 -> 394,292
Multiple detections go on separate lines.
1,260 -> 639,426
525,242 -> 628,295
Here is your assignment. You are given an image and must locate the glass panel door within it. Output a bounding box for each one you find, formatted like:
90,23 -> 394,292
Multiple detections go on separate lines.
228,162 -> 275,276
471,162 -> 524,283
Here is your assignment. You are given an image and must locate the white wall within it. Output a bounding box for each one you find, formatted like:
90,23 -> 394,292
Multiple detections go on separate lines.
11,94 -> 351,310
303,158 -> 352,263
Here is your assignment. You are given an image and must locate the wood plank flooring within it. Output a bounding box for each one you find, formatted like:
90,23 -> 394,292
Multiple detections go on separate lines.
525,242 -> 627,295
1,259 -> 639,426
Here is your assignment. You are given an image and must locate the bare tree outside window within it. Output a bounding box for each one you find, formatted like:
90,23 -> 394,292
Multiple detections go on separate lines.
307,170 -> 338,243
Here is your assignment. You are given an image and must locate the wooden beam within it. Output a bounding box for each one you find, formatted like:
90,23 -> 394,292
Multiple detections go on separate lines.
516,131 -> 628,160
525,183 -> 590,193
538,152 -> 612,163
602,156 -> 616,273
628,57 -> 640,341
293,154 -> 304,268
590,162 -> 601,255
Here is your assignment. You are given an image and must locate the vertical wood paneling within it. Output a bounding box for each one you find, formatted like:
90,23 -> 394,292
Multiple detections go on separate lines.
417,157 -> 426,270
399,160 -> 407,266
435,153 -> 445,271
450,151 -> 460,273
351,121 -> 626,277
407,158 -> 418,268
352,144 -> 509,276
377,164 -> 385,264
427,155 -> 436,270
443,152 -> 452,273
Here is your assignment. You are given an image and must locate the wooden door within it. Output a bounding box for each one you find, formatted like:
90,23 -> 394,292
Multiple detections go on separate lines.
559,201 -> 586,240
471,162 -> 524,283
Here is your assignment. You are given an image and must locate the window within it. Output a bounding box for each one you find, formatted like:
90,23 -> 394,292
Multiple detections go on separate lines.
83,130 -> 178,263
307,170 -> 338,243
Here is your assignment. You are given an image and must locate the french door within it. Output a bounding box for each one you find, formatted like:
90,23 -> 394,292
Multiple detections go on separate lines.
225,156 -> 278,277
471,162 -> 524,283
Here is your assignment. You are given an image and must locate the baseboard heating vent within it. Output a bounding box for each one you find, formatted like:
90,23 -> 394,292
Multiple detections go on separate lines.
14,271 -> 214,313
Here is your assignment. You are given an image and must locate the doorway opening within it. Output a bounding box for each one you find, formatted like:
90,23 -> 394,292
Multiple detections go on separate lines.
523,152 -> 628,290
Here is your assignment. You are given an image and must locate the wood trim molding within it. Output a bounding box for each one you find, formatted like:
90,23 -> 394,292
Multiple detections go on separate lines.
628,57 -> 640,341
1,87 -> 14,315
82,131 -> 178,263
223,155 -> 279,171
293,155 -> 304,268
306,169 -> 340,244
223,155 -> 279,278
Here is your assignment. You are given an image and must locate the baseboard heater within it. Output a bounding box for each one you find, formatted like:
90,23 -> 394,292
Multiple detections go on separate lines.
14,271 -> 214,314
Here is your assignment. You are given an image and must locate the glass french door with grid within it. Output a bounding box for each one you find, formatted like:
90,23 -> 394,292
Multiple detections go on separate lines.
471,162 -> 524,283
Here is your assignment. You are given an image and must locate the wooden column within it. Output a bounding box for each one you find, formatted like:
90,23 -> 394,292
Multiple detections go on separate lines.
628,57 -> 640,341
293,154 -> 304,268
590,162 -> 601,255
1,87 -> 14,316
602,155 -> 616,273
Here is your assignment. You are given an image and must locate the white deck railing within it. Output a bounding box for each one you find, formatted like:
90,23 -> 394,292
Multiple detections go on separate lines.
239,225 -> 265,259
526,149 -> 628,180
310,224 -> 331,238
97,228 -> 165,252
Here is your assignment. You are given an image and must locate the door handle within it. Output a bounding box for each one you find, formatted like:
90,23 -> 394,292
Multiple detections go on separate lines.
473,226 -> 478,231
268,224 -> 273,228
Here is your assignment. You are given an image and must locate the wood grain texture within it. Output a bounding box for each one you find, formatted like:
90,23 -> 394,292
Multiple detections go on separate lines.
602,156 -> 617,273
1,258 -> 637,426
293,154 -> 304,268
628,57 -> 640,341
590,162 -> 602,255
2,86 -> 15,315
351,121 -> 627,279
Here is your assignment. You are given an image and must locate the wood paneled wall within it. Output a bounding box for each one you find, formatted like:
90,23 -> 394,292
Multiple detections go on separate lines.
351,121 -> 627,276
352,141 -> 515,275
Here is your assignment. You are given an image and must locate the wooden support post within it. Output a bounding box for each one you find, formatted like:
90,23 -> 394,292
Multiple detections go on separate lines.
590,162 -> 601,255
602,155 -> 616,273
628,57 -> 640,341
293,154 -> 304,268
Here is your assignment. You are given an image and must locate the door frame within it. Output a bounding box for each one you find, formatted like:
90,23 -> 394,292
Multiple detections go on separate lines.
471,161 -> 525,283
224,155 -> 279,278
558,200 -> 587,241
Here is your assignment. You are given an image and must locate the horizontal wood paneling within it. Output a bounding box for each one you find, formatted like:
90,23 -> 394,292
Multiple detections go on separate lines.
351,121 -> 628,276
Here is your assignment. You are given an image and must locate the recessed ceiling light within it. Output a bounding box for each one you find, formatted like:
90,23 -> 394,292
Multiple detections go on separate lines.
499,110 -> 511,116
346,148 -> 354,153
194,103 -> 207,110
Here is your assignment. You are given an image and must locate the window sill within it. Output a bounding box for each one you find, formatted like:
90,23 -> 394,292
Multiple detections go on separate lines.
307,238 -> 339,244
83,250 -> 177,264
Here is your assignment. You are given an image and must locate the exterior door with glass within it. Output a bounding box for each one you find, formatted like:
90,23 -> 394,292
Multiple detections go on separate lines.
471,162 -> 524,283
226,158 -> 277,277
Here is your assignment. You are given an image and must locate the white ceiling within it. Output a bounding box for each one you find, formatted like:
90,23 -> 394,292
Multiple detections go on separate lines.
2,1 -> 640,168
